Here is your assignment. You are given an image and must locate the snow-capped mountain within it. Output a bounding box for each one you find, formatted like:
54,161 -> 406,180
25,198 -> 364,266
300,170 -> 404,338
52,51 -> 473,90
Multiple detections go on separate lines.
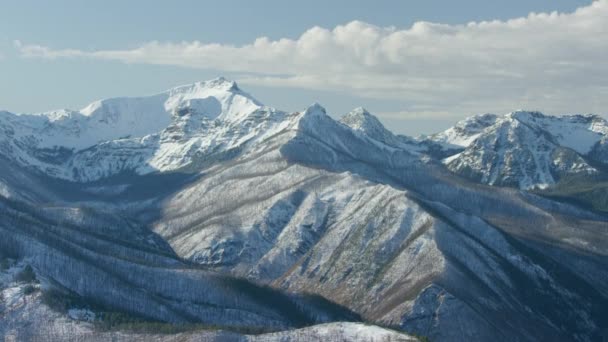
3,78 -> 606,190
0,77 -> 277,181
1,79 -> 607,342
339,107 -> 422,151
426,111 -> 608,189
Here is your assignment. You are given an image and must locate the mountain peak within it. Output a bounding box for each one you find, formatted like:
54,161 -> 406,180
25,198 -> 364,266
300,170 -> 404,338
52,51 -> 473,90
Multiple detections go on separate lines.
351,106 -> 370,115
170,77 -> 241,95
339,107 -> 412,148
205,76 -> 238,90
304,103 -> 327,116
340,107 -> 382,131
506,110 -> 546,123
163,78 -> 262,123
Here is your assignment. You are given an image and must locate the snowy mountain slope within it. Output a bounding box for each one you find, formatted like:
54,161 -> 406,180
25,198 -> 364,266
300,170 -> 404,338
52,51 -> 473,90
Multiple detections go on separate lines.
1,79 -> 607,341
0,289 -> 414,342
0,196 -> 360,334
0,262 -> 413,341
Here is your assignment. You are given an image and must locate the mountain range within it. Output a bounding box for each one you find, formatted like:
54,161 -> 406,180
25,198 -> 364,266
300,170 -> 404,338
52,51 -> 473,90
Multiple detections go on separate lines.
1,78 -> 607,341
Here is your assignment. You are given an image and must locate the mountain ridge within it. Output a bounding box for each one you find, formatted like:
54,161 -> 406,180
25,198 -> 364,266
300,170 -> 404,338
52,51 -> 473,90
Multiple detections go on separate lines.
2,78 -> 607,188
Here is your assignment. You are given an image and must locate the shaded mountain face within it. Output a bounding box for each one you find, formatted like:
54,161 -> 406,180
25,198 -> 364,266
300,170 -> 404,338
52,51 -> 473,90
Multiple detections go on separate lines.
1,79 -> 607,342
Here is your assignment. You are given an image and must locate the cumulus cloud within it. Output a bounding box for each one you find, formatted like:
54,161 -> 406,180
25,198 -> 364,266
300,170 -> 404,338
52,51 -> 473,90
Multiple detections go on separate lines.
15,1 -> 608,118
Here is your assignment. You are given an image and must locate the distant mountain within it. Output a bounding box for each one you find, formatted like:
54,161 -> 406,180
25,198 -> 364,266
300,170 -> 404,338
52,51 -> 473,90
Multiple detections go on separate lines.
0,78 -> 272,181
1,79 -> 607,342
421,111 -> 607,189
2,78 -> 606,190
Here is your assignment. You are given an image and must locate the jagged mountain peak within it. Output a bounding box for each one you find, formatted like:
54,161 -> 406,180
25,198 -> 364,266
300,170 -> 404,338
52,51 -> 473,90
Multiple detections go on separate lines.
293,103 -> 330,128
338,107 -> 404,147
304,102 -> 328,116
340,107 -> 382,130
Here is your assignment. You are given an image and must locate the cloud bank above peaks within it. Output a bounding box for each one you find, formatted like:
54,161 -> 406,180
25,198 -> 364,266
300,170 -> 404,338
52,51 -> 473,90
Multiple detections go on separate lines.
16,1 -> 608,119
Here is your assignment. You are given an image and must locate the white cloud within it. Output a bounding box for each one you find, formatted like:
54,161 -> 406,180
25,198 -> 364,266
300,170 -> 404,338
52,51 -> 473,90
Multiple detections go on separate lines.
15,1 -> 608,119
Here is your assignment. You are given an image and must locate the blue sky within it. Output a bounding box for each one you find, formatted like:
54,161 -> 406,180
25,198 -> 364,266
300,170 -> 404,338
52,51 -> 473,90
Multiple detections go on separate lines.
0,0 -> 603,135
